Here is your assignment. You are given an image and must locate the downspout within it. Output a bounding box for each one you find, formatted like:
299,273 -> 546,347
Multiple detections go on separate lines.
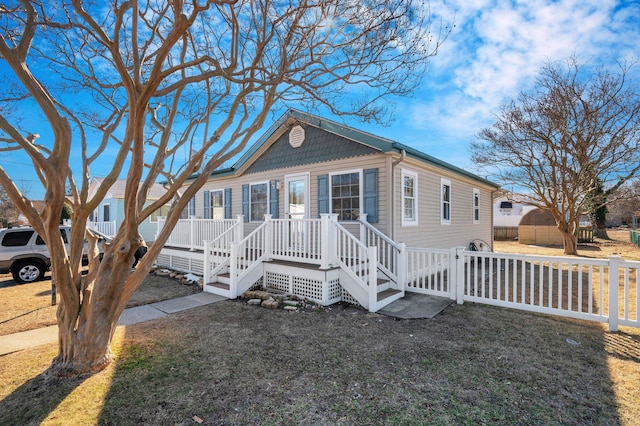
391,149 -> 406,241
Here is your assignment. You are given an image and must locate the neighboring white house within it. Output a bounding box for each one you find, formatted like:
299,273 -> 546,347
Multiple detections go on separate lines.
493,194 -> 538,228
88,178 -> 169,242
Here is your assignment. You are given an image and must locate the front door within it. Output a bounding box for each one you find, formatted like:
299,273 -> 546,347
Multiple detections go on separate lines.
285,174 -> 309,250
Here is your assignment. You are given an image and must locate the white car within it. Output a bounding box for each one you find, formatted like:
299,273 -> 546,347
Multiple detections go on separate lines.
0,226 -> 116,283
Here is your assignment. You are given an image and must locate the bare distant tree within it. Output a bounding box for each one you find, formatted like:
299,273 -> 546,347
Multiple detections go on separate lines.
0,185 -> 19,227
607,181 -> 640,227
0,0 -> 448,375
471,57 -> 640,255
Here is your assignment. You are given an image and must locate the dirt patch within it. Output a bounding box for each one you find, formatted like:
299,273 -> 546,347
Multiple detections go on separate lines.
0,270 -> 200,336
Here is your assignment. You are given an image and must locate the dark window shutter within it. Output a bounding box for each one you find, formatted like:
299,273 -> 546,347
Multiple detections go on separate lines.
363,168 -> 378,223
317,174 -> 329,217
203,190 -> 211,219
269,181 -> 279,219
242,184 -> 249,222
224,188 -> 232,219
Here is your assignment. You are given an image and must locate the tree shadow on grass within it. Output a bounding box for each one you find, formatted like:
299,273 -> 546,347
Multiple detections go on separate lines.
94,302 -> 626,425
0,366 -> 90,425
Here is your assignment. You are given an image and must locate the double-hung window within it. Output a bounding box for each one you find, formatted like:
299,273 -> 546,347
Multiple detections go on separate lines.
250,182 -> 269,221
401,169 -> 418,226
473,188 -> 480,224
441,178 -> 451,224
331,171 -> 360,221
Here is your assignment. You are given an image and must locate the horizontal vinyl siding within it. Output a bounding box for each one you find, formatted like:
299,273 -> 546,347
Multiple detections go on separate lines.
394,160 -> 493,249
195,154 -> 389,238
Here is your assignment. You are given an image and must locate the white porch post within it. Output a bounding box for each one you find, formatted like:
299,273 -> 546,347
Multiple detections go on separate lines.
189,216 -> 195,251
203,240 -> 212,288
608,255 -> 620,332
236,215 -> 244,242
368,246 -> 378,312
358,213 -> 368,245
320,214 -> 331,269
397,242 -> 406,295
454,246 -> 465,304
263,214 -> 273,261
229,242 -> 239,299
156,217 -> 164,242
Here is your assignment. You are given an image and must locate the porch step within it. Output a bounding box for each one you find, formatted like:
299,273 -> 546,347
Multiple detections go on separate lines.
377,278 -> 390,292
207,281 -> 230,291
377,288 -> 402,303
218,273 -> 230,285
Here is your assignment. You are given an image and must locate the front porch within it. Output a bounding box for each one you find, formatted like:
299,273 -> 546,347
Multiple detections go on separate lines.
157,215 -> 453,312
156,216 -> 640,331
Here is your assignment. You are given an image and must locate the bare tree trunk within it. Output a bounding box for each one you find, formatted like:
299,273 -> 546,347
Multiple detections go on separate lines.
561,230 -> 578,255
49,240 -> 140,375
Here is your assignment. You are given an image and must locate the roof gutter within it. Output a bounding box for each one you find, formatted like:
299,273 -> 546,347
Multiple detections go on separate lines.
391,149 -> 406,241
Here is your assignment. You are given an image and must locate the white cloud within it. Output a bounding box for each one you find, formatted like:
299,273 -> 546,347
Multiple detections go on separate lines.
407,0 -> 639,140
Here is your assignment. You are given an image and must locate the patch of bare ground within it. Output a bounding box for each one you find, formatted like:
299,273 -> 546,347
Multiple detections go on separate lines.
0,270 -> 200,336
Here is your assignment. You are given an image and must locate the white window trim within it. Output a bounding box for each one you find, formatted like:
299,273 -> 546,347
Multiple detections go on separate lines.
209,188 -> 225,220
441,178 -> 451,225
473,188 -> 480,224
401,169 -> 418,227
249,181 -> 270,222
328,169 -> 363,222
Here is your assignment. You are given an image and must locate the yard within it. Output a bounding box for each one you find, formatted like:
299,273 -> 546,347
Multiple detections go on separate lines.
0,231 -> 638,425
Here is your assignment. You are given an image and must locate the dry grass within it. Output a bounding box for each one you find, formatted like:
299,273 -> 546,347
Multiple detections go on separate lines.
494,229 -> 640,261
0,231 -> 638,425
0,271 -> 200,336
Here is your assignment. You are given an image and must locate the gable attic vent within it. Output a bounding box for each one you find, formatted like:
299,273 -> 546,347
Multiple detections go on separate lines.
289,125 -> 305,148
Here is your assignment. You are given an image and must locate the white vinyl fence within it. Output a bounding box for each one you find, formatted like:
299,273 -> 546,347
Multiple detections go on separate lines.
430,248 -> 639,331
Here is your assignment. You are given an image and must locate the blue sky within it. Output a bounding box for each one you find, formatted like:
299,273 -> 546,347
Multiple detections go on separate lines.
2,0 -> 639,199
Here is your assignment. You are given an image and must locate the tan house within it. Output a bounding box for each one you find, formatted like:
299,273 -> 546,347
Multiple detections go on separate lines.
157,109 -> 499,312
518,208 -> 593,245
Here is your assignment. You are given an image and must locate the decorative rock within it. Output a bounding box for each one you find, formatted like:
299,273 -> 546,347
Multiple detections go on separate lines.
261,298 -> 279,309
244,290 -> 273,300
247,299 -> 262,305
284,305 -> 298,311
283,300 -> 300,307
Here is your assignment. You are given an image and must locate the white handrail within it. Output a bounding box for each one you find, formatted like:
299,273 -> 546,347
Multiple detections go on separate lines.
203,221 -> 242,285
358,216 -> 402,285
334,221 -> 371,292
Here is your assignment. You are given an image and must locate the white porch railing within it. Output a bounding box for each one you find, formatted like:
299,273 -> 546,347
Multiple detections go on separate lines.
270,218 -> 323,264
162,214 -> 639,330
87,220 -> 117,237
158,216 -> 239,250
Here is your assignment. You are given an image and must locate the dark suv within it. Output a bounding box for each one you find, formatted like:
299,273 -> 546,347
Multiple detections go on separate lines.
0,226 -> 109,283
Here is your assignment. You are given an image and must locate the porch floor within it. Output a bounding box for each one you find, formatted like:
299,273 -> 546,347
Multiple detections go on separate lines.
378,293 -> 453,320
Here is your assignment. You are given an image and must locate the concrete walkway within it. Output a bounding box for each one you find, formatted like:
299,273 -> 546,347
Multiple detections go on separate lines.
378,292 -> 454,319
0,292 -> 226,356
